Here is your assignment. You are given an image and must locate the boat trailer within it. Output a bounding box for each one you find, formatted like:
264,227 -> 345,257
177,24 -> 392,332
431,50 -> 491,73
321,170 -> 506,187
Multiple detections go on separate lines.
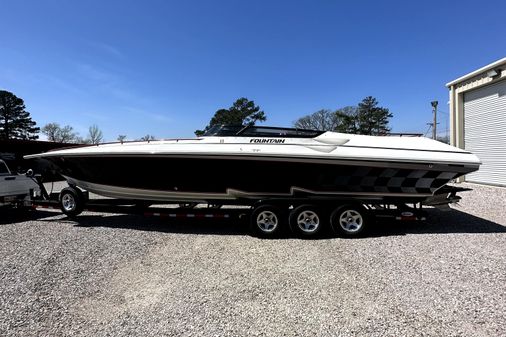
18,174 -> 468,238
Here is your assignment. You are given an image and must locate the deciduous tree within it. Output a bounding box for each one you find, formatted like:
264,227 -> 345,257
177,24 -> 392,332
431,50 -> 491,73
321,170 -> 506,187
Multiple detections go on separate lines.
293,109 -> 339,131
293,97 -> 392,135
139,134 -> 156,141
41,123 -> 60,141
42,123 -> 81,143
87,124 -> 103,144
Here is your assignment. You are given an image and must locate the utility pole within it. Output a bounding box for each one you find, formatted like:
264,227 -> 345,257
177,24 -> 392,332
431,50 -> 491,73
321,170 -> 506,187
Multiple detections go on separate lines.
431,100 -> 438,140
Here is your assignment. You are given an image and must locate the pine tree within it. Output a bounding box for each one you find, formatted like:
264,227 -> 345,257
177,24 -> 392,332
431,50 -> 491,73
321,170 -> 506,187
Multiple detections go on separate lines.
0,90 -> 40,140
334,106 -> 360,133
195,98 -> 266,136
356,96 -> 392,135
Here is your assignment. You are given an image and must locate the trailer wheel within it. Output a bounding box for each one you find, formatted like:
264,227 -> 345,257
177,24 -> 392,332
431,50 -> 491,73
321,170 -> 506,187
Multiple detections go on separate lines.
250,205 -> 284,238
59,187 -> 83,217
289,204 -> 324,238
330,204 -> 368,237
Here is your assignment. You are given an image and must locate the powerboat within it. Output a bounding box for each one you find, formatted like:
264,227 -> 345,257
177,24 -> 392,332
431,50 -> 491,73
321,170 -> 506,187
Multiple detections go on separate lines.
25,125 -> 480,204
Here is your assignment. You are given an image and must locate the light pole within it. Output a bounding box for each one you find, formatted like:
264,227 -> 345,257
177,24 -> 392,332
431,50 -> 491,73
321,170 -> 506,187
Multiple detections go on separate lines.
431,101 -> 438,140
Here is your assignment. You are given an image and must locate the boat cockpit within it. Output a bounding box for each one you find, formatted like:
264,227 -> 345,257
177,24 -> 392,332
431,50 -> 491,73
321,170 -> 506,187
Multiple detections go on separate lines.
203,125 -> 324,138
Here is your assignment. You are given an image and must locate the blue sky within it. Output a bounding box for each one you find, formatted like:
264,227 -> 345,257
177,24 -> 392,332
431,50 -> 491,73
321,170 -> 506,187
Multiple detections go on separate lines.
1,0 -> 505,140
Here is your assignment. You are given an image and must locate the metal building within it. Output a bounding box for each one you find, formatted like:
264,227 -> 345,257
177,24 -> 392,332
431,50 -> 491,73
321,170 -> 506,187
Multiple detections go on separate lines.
447,57 -> 506,186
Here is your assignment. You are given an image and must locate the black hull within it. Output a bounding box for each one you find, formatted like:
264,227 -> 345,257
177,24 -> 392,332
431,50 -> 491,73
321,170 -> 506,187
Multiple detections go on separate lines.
45,155 -> 475,202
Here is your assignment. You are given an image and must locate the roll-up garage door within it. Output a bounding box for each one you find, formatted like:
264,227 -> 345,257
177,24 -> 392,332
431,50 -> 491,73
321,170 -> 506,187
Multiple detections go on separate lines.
463,80 -> 506,186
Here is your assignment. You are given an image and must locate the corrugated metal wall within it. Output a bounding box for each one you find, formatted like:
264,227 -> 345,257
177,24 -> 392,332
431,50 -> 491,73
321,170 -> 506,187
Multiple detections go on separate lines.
463,80 -> 506,186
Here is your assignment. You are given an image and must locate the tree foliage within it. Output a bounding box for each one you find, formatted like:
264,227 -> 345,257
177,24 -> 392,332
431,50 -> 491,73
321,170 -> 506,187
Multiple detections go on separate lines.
293,109 -> 339,131
117,135 -> 127,142
293,97 -> 392,135
0,90 -> 39,140
42,123 -> 81,142
293,107 -> 358,132
334,106 -> 360,133
354,96 -> 393,135
87,124 -> 103,144
195,97 -> 266,136
139,134 -> 156,141
42,122 -> 94,143
41,123 -> 61,142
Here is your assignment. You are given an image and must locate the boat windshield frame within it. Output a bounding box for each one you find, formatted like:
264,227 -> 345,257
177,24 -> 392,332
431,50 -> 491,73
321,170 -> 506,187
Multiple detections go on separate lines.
203,125 -> 324,138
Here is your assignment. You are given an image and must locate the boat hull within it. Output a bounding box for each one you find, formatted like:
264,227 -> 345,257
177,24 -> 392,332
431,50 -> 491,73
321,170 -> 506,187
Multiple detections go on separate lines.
45,154 -> 477,202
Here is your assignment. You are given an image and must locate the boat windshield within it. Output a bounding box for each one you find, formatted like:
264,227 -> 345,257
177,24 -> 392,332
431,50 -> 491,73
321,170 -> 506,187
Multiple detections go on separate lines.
202,125 -> 324,138
203,125 -> 244,136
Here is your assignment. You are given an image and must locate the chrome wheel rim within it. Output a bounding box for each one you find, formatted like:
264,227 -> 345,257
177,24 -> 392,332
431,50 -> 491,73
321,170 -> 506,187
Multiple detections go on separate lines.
256,211 -> 278,232
62,194 -> 76,211
339,210 -> 363,232
296,210 -> 319,233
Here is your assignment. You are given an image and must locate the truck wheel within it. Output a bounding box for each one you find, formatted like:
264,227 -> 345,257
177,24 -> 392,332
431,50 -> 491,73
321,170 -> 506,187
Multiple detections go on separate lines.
250,205 -> 284,238
289,204 -> 325,238
59,187 -> 84,217
330,204 -> 368,237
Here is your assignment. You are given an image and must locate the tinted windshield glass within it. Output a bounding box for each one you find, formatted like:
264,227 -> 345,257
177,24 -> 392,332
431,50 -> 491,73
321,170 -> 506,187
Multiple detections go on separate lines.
203,125 -> 244,136
202,125 -> 323,138
239,126 -> 322,138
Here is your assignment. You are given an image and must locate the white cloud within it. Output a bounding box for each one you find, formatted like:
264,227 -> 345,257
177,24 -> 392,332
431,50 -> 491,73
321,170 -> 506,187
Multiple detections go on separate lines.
87,41 -> 124,59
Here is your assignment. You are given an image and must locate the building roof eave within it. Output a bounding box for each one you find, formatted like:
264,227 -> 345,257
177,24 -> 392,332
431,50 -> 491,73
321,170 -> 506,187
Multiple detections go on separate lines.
445,57 -> 506,87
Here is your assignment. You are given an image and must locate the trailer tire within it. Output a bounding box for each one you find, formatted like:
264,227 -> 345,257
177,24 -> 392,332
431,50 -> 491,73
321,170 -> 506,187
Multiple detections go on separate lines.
59,187 -> 84,217
250,204 -> 284,238
289,204 -> 325,238
330,204 -> 368,237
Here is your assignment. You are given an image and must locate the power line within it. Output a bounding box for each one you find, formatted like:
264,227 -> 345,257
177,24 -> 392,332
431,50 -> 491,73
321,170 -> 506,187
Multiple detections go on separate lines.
424,124 -> 432,137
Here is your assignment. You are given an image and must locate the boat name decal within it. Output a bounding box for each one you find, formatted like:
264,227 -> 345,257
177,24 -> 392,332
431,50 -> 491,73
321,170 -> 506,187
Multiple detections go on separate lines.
249,138 -> 285,144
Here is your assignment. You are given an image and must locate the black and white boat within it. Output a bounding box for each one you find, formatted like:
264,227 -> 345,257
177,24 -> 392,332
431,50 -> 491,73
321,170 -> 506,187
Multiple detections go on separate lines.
25,125 -> 480,204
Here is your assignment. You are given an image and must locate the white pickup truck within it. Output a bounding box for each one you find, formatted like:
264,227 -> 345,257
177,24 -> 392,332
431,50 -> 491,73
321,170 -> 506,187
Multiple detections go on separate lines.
0,159 -> 40,207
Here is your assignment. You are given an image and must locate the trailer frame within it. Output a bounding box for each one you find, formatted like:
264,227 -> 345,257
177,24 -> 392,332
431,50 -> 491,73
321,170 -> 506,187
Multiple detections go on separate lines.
24,175 -> 468,238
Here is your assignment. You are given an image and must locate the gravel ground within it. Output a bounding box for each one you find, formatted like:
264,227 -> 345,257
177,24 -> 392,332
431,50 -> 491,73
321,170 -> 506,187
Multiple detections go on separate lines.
1,182 -> 505,336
